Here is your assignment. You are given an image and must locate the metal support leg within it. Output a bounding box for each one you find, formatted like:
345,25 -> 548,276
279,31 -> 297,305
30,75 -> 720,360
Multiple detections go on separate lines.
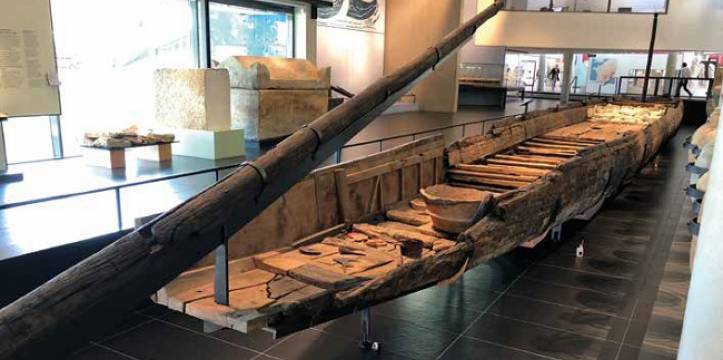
214,237 -> 229,305
359,308 -> 380,352
205,231 -> 229,334
550,224 -> 562,243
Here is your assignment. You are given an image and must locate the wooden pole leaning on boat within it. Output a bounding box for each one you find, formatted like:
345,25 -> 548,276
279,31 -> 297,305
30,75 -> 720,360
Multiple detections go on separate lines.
0,2 -> 506,359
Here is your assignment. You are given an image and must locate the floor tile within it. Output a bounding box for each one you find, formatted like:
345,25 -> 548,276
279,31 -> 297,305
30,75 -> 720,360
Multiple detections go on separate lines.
523,264 -> 633,296
103,320 -> 258,360
508,278 -> 634,318
318,312 -> 458,360
160,311 -> 282,352
489,294 -> 628,342
266,329 -> 413,360
373,294 -> 482,333
67,344 -> 135,360
539,251 -> 642,279
464,313 -> 618,360
438,336 -> 550,360
396,282 -> 501,311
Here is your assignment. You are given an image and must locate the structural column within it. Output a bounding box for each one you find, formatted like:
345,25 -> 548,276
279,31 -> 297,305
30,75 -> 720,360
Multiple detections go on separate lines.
665,52 -> 681,77
560,51 -> 574,104
678,107 -> 723,359
536,54 -> 546,92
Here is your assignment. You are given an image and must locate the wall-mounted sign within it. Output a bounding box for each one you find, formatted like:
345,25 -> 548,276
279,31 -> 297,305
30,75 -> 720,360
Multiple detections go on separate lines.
318,0 -> 385,34
0,0 -> 61,117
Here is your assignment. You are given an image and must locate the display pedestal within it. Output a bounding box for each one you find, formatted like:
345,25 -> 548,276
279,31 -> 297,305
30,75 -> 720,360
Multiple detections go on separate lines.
83,143 -> 176,169
0,113 -> 24,183
132,143 -> 173,162
83,147 -> 126,169
171,128 -> 245,160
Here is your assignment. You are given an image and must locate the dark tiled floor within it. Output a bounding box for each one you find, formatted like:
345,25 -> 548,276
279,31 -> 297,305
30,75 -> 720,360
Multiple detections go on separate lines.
65,125 -> 692,360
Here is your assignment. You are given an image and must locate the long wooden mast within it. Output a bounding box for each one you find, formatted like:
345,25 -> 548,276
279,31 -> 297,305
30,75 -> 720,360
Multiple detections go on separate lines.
0,2 -> 505,358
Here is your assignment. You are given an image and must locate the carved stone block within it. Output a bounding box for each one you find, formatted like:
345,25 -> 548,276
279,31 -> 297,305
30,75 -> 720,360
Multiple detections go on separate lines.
154,69 -> 231,131
230,89 -> 328,141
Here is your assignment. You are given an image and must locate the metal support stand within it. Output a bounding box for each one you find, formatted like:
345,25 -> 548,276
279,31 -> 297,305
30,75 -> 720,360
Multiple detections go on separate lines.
204,231 -> 229,334
520,100 -> 532,116
359,308 -> 380,352
0,114 -> 23,184
550,224 -> 563,243
641,13 -> 659,102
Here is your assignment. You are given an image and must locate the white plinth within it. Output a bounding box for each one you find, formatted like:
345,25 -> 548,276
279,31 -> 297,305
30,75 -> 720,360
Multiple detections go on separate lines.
171,128 -> 245,160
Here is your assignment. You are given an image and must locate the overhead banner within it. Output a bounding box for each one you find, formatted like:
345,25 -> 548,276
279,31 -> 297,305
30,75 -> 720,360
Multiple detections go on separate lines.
0,0 -> 61,117
318,0 -> 385,34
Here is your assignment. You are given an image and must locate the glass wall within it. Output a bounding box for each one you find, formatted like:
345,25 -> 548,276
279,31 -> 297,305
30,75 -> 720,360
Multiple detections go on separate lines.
209,1 -> 294,66
2,0 -> 298,163
50,0 -> 199,156
505,0 -> 668,13
504,53 -> 564,93
3,117 -> 55,163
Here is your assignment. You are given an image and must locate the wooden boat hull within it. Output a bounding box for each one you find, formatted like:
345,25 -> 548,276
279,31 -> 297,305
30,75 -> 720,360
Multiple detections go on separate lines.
152,100 -> 683,338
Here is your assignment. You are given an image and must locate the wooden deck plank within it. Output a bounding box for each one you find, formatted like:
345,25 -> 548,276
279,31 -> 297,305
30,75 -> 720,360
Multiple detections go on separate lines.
167,269 -> 276,312
454,163 -> 549,177
448,182 -> 508,194
493,154 -> 565,164
514,146 -> 577,157
288,263 -> 367,290
447,169 -> 538,182
448,173 -> 530,188
485,159 -> 558,170
523,141 -> 587,150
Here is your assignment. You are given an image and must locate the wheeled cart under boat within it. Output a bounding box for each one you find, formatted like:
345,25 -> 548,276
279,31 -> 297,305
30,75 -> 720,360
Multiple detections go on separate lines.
152,100 -> 683,337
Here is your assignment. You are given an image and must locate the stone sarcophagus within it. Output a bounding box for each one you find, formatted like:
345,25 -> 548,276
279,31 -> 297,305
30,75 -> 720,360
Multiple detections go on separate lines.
220,56 -> 331,142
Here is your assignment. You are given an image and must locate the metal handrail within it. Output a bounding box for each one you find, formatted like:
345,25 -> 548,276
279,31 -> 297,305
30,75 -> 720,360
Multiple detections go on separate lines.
0,112 -> 518,232
616,76 -> 714,98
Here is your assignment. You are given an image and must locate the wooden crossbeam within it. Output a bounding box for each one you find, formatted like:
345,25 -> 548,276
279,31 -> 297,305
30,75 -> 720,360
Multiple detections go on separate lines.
493,154 -> 564,165
515,146 -> 577,157
447,169 -> 538,182
448,173 -> 529,188
537,135 -> 604,144
528,138 -> 594,148
524,141 -> 587,150
485,158 -> 558,169
455,163 -> 549,177
448,182 -> 508,194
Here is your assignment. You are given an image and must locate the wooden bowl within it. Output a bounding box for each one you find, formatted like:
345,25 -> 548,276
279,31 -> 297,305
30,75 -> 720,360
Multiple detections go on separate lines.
420,184 -> 494,234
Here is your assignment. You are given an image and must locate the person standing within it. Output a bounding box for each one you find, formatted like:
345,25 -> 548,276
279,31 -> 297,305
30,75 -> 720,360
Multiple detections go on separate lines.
548,64 -> 561,92
677,62 -> 693,97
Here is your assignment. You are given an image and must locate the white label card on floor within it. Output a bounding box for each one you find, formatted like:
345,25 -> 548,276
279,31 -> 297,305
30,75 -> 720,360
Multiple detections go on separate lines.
0,0 -> 61,117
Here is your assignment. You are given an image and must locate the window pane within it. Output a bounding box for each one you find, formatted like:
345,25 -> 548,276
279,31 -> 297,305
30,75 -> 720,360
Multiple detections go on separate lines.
210,2 -> 294,65
4,116 -> 54,163
50,0 -> 199,156
505,0 -> 667,12
506,0 -> 608,12
609,0 -> 667,13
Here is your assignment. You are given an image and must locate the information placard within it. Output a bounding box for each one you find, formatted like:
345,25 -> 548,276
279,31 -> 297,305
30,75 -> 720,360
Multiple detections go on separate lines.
0,0 -> 61,117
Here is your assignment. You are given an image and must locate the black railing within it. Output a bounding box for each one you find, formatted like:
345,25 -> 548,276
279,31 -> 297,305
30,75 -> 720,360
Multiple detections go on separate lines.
0,113 -> 516,235
616,76 -> 714,98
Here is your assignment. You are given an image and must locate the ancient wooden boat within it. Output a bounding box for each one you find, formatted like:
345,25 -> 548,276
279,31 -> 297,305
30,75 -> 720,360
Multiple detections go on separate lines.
151,100 -> 682,337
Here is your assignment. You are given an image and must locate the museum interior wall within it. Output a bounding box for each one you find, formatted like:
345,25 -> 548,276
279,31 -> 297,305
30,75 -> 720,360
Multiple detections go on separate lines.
474,0 -> 723,52
315,0 -> 385,94
384,0 -> 462,113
